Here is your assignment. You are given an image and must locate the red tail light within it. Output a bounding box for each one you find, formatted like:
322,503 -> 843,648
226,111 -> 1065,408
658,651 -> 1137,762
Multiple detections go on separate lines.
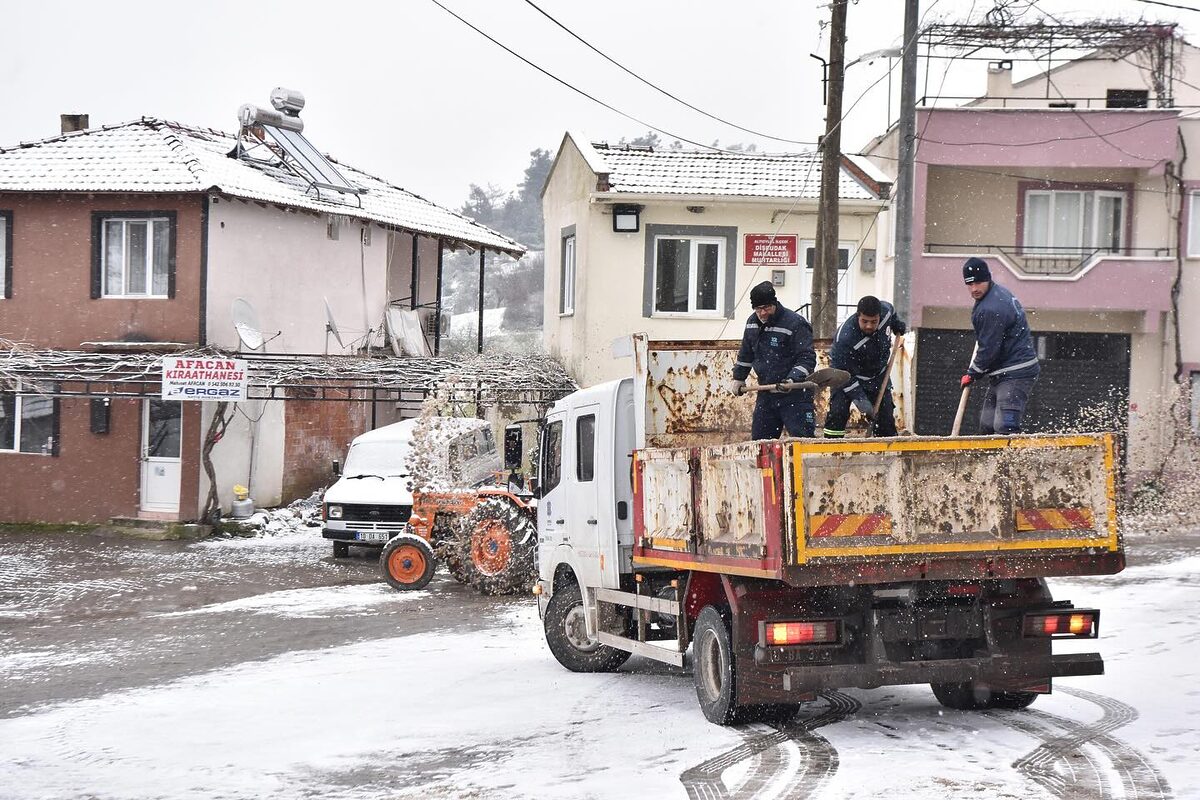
765,620 -> 840,646
946,583 -> 981,596
1023,610 -> 1099,638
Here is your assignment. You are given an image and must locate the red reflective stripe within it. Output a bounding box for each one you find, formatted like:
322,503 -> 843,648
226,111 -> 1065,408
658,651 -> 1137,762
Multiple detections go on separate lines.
812,516 -> 847,538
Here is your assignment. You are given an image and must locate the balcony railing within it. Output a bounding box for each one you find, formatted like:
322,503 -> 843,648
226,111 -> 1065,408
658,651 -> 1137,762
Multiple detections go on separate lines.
925,244 -> 1174,277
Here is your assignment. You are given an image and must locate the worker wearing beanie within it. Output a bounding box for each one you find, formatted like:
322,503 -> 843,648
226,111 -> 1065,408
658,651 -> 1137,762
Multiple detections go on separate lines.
730,281 -> 817,438
960,257 -> 1040,434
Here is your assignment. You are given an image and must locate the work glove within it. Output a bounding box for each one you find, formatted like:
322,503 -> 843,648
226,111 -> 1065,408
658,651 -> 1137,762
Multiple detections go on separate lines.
891,318 -> 907,336
771,381 -> 795,394
730,379 -> 746,396
852,393 -> 875,420
960,374 -> 974,388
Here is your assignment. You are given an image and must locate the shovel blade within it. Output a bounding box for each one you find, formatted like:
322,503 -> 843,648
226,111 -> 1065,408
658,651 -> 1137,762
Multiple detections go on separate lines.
807,367 -> 852,390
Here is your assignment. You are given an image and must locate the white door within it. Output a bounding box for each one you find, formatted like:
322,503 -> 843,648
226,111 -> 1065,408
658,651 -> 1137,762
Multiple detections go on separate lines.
568,404 -> 605,590
141,399 -> 182,513
800,240 -> 857,325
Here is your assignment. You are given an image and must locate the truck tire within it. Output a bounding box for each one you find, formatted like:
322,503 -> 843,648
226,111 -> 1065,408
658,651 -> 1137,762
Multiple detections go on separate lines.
380,533 -> 436,591
930,682 -> 993,711
989,690 -> 1038,710
544,582 -> 632,673
454,497 -> 537,596
332,541 -> 350,559
693,606 -> 742,725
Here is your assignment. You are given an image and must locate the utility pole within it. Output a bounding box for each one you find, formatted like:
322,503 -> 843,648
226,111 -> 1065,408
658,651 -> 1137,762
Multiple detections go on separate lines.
893,0 -> 919,322
813,0 -> 848,339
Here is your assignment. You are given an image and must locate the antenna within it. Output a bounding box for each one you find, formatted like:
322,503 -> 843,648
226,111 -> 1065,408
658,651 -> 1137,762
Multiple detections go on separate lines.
324,296 -> 345,353
231,298 -> 265,351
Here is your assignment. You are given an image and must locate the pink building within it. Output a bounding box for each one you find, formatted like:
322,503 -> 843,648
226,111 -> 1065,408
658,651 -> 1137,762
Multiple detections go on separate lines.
864,39 -> 1200,480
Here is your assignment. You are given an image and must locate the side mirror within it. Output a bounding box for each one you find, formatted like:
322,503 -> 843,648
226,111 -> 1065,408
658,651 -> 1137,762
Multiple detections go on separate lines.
504,425 -> 523,472
331,459 -> 342,477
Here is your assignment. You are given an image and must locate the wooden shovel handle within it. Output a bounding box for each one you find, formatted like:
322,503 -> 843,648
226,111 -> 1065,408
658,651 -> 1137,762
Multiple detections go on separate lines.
872,337 -> 903,417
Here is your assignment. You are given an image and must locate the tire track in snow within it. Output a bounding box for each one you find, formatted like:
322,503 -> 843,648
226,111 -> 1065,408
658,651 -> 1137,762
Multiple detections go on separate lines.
990,686 -> 1172,799
680,690 -> 860,800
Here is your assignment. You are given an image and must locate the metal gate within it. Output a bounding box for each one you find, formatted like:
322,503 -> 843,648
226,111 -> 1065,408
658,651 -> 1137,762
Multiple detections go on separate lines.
914,329 -> 1131,437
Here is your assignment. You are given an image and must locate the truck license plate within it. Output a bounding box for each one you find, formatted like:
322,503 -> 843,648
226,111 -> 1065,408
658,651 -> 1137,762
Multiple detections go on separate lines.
356,531 -> 391,543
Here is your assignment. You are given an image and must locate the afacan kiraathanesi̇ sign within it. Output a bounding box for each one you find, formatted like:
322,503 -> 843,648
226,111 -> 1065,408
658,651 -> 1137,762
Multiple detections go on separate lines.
161,356 -> 249,401
743,234 -> 798,266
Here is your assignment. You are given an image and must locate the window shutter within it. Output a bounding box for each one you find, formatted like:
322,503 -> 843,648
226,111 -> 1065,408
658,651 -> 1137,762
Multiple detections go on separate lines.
90,213 -> 102,299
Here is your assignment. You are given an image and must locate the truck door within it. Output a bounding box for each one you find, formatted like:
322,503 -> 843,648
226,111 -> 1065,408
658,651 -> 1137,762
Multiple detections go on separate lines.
536,412 -> 567,582
567,403 -> 607,590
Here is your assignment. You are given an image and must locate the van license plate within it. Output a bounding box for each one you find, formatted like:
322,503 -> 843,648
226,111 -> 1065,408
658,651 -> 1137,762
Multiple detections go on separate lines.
356,531 -> 391,543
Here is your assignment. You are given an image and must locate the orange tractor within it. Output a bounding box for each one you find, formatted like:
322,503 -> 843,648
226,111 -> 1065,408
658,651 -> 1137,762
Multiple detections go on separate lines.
379,425 -> 538,595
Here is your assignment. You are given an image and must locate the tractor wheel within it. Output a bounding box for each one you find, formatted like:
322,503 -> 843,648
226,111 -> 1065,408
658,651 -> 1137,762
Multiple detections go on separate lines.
543,582 -> 631,673
453,497 -> 537,596
380,533 -> 436,591
432,525 -> 471,584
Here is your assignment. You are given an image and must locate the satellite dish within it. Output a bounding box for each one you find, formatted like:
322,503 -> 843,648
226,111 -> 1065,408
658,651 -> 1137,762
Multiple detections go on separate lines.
231,298 -> 265,350
324,296 -> 345,352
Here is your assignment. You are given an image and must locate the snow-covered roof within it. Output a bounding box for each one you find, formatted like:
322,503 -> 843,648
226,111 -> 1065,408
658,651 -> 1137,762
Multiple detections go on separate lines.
583,138 -> 882,201
0,118 -> 525,257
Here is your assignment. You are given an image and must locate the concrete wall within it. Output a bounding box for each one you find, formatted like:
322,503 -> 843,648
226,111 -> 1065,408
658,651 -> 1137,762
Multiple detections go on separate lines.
542,138 -> 886,387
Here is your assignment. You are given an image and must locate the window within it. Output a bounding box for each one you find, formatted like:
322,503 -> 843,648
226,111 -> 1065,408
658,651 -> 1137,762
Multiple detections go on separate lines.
560,233 -> 576,315
800,241 -> 856,324
92,213 -> 175,298
1188,192 -> 1200,258
576,414 -> 595,482
0,211 -> 10,299
653,236 -> 725,315
540,420 -> 563,493
1106,89 -> 1149,109
0,387 -> 57,455
1023,190 -> 1125,254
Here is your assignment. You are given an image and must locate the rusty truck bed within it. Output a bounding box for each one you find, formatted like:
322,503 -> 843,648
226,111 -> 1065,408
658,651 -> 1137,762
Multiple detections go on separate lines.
631,433 -> 1123,586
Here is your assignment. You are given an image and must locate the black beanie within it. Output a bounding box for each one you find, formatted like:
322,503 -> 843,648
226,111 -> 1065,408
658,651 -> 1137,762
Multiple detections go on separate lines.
750,281 -> 777,307
962,257 -> 992,285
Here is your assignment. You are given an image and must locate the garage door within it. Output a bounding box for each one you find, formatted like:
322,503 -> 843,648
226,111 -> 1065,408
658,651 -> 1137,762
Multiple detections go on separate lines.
914,330 -> 1130,437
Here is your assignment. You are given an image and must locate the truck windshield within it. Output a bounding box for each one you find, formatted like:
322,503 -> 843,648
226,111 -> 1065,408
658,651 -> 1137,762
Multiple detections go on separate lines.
343,441 -> 411,478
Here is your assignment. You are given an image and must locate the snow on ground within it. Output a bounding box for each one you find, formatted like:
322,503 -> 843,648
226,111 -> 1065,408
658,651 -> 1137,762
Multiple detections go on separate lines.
158,584 -> 429,619
1,556 -> 1198,799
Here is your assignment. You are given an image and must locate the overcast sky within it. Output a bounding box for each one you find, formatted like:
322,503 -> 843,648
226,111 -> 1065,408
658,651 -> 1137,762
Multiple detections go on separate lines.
1,0 -> 1193,209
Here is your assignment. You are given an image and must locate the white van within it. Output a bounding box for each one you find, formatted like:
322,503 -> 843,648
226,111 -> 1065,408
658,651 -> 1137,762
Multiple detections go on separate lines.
321,416 -> 499,557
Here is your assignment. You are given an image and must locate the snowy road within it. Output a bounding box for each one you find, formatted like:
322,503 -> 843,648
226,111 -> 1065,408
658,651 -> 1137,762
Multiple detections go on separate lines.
1,528 -> 1197,799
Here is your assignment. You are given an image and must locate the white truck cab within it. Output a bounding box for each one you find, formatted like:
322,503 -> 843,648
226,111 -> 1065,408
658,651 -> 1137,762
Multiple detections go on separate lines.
322,417 -> 498,557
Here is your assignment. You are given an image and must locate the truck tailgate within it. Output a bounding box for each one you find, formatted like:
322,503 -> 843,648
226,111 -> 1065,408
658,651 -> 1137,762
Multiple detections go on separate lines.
789,434 -> 1120,566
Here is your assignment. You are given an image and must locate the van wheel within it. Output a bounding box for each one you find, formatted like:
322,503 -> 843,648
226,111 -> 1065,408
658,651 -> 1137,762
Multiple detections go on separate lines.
544,582 -> 631,673
381,534 -> 436,591
694,606 -> 745,725
453,497 -> 537,595
332,541 -> 350,559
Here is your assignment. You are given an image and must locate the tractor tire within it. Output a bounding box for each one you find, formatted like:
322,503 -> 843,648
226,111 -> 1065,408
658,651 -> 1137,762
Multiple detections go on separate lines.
543,582 -> 631,673
453,497 -> 537,596
380,533 -> 436,591
432,526 -> 471,584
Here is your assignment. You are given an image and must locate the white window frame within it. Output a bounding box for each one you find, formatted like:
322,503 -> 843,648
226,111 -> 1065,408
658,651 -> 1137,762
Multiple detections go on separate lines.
1023,189 -> 1126,255
1188,192 -> 1200,258
651,235 -> 727,318
101,217 -> 172,298
560,234 -> 576,316
0,384 -> 55,456
800,240 -> 857,325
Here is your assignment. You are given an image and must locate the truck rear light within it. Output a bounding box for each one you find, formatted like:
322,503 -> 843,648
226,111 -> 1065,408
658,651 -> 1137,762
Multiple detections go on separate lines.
1023,610 -> 1098,638
946,583 -> 980,596
765,620 -> 839,646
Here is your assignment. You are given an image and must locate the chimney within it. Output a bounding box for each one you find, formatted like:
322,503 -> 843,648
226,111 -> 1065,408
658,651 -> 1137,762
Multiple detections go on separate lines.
60,114 -> 89,134
986,61 -> 1013,99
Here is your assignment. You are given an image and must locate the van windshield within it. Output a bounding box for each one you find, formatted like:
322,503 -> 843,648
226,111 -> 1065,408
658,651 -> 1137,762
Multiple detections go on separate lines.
343,441 -> 411,478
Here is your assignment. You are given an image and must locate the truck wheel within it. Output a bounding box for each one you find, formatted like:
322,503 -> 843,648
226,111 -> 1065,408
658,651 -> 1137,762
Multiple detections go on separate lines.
930,682 -> 992,711
694,606 -> 744,725
454,497 -> 537,596
332,541 -> 350,559
544,582 -> 631,673
989,691 -> 1038,710
380,534 -> 436,591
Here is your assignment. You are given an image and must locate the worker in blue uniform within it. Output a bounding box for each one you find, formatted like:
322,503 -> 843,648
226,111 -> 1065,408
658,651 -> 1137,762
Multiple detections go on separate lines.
960,257 -> 1040,434
824,295 -> 906,438
729,281 -> 817,439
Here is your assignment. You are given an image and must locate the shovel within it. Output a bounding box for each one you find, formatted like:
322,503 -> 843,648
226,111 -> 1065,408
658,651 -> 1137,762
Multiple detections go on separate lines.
866,337 -> 904,437
747,367 -> 851,393
950,344 -> 979,436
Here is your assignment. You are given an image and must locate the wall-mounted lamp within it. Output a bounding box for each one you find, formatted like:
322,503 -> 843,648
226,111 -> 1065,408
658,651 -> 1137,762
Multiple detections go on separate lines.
612,204 -> 642,233
686,206 -> 705,214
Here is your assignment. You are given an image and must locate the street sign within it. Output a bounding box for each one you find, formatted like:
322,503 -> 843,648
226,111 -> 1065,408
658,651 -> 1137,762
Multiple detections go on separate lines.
161,356 -> 249,401
743,234 -> 798,266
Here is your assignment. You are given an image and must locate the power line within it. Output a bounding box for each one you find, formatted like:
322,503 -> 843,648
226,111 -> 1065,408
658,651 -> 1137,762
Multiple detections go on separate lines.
520,0 -> 815,146
428,0 -> 735,153
1134,0 -> 1200,12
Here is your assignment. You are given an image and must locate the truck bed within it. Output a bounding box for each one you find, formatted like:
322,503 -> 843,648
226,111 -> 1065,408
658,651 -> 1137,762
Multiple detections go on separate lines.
632,433 -> 1123,586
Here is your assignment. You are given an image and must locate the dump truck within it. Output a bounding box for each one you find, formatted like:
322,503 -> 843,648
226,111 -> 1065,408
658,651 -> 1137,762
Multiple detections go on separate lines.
534,336 -> 1123,724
